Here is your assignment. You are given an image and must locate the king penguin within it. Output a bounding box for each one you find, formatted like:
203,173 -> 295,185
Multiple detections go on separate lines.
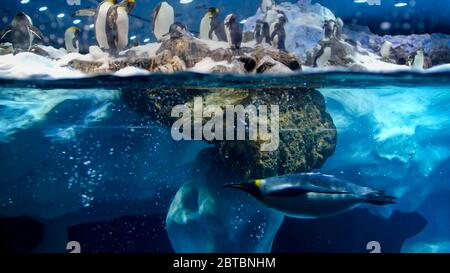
223,173 -> 396,219
0,12 -> 44,54
409,50 -> 425,69
224,13 -> 242,51
199,8 -> 227,42
105,0 -> 136,56
152,1 -> 174,42
313,45 -> 332,67
64,26 -> 81,53
74,0 -> 116,51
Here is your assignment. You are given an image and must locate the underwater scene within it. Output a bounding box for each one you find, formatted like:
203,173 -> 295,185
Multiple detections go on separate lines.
1,0 -> 450,255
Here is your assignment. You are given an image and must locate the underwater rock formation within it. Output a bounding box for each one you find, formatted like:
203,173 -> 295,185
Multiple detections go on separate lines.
122,86 -> 336,179
166,148 -> 284,253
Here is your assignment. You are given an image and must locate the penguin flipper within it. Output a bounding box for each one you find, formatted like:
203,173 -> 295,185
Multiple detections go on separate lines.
105,8 -> 119,55
29,26 -> 44,40
0,25 -> 12,40
264,185 -> 350,197
74,9 -> 96,17
72,37 -> 78,50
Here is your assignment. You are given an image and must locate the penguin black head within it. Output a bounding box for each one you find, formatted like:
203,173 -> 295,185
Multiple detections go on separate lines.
223,180 -> 262,198
12,12 -> 30,26
207,7 -> 220,17
120,0 -> 135,13
278,15 -> 288,25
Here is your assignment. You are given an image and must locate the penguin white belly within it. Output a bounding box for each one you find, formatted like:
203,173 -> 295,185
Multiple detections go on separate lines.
154,4 -> 174,41
96,2 -> 113,49
380,42 -> 392,59
64,31 -> 78,53
225,27 -> 232,46
269,21 -> 277,38
316,47 -> 332,67
272,34 -> 279,48
199,16 -> 212,40
116,8 -> 129,52
413,54 -> 424,69
262,193 -> 362,218
27,28 -> 33,50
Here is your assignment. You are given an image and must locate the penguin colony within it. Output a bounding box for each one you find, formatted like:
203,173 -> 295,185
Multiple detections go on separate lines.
0,0 -> 427,68
0,0 -> 289,56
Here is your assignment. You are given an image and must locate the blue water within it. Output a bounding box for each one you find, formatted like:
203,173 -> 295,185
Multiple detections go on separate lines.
0,72 -> 449,253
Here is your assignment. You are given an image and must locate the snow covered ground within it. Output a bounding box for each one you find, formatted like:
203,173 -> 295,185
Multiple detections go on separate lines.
0,1 -> 449,79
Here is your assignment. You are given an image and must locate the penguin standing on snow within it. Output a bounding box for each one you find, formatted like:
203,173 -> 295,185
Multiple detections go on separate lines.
105,0 -> 136,56
313,45 -> 332,67
223,173 -> 396,219
409,50 -> 425,69
152,1 -> 174,42
270,16 -> 287,51
74,0 -> 116,51
0,12 -> 44,54
255,19 -> 271,45
224,14 -> 242,51
199,8 -> 227,42
64,26 -> 81,53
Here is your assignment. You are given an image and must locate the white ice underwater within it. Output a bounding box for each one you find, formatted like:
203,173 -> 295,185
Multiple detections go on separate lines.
0,0 -> 450,253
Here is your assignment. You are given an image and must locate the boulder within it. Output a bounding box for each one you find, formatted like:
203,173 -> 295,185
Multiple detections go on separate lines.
122,86 -> 336,179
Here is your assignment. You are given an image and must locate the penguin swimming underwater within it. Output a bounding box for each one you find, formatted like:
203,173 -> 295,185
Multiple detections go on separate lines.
223,173 -> 396,219
64,26 -> 81,53
74,0 -> 116,51
409,50 -> 425,69
0,12 -> 44,54
152,1 -> 175,42
270,16 -> 287,51
199,8 -> 227,42
255,19 -> 271,45
224,13 -> 242,51
313,45 -> 332,67
105,0 -> 136,56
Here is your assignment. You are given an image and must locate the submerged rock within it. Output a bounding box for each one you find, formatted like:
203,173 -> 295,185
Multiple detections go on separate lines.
123,86 -> 336,179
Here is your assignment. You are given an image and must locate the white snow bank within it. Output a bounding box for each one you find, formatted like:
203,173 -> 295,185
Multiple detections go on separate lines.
0,52 -> 85,79
189,57 -> 234,73
114,66 -> 150,77
121,42 -> 161,58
